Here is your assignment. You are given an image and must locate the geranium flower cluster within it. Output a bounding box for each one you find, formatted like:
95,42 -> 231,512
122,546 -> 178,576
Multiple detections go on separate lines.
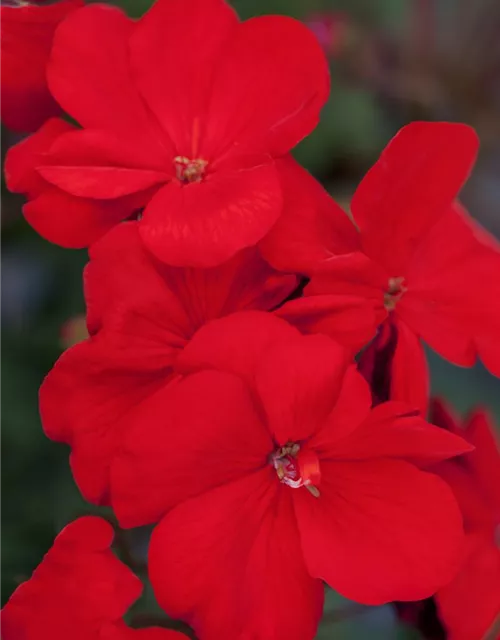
2,0 -> 500,639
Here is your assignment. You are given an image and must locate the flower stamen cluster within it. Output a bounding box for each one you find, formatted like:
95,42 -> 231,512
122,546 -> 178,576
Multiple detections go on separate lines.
173,156 -> 207,184
271,442 -> 321,497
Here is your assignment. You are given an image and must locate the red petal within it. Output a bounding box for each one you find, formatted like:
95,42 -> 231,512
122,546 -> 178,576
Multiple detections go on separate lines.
430,397 -> 461,434
332,401 -> 473,465
4,117 -> 74,195
255,334 -> 350,445
0,0 -> 82,132
260,156 -> 359,273
176,311 -> 300,381
352,122 -> 479,273
277,294 -> 378,351
140,163 -> 282,267
111,370 -> 271,527
390,318 -> 429,415
436,534 -> 500,640
306,252 -> 388,313
85,222 -> 296,337
39,165 -> 168,199
463,410 -> 500,513
204,15 -> 329,159
149,473 -> 324,640
295,459 -> 464,604
47,3 -> 171,155
57,515 -> 114,550
23,187 -> 134,248
400,204 -> 495,367
37,128 -> 170,198
307,366 -> 372,456
84,222 -> 189,337
130,0 -> 238,157
40,333 -> 177,504
1,516 -> 142,639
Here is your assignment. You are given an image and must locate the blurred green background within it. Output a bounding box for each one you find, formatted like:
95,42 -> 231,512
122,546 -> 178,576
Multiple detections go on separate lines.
2,0 -> 499,637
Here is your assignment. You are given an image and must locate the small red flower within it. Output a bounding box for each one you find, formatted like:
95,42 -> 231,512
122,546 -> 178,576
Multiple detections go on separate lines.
1,516 -> 188,640
0,0 -> 83,132
431,399 -> 500,640
110,311 -> 471,640
262,121 -> 500,394
39,222 -> 297,504
4,0 -> 329,266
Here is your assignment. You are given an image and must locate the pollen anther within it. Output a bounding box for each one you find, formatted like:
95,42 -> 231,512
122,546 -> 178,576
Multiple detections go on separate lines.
173,156 -> 207,184
384,276 -> 407,311
270,443 -> 321,497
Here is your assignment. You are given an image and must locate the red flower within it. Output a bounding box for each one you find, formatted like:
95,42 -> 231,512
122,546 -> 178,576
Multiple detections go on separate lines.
0,0 -> 83,132
4,0 -> 329,267
262,121 -> 500,398
1,516 -> 188,640
109,311 -> 471,640
39,222 -> 296,504
431,399 -> 500,640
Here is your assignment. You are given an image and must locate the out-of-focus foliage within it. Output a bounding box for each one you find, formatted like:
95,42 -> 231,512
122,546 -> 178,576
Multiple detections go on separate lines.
2,1 -> 499,638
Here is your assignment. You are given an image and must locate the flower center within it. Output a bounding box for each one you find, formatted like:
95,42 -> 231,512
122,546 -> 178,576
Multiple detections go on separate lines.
270,443 -> 321,497
384,276 -> 407,311
173,156 -> 207,184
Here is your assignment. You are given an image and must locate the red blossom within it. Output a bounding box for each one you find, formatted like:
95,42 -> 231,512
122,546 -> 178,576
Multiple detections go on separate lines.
0,0 -> 83,132
262,121 -> 500,406
4,0 -> 329,267
1,516 -> 187,640
430,399 -> 500,640
39,222 -> 297,504
107,311 -> 472,640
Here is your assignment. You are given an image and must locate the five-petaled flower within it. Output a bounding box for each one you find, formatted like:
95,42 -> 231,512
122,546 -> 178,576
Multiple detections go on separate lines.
1,516 -> 188,640
110,312 -> 472,640
262,121 -> 500,413
4,0 -> 329,267
39,222 -> 297,504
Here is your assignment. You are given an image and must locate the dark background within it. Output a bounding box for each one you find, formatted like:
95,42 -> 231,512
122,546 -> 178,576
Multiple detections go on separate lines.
2,0 -> 500,637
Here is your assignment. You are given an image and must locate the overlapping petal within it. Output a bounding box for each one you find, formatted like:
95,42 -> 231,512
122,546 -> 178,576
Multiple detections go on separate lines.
436,533 -> 500,640
39,332 -> 178,503
203,15 -> 330,158
294,459 -> 464,604
177,311 -> 300,381
331,401 -> 473,465
140,161 -> 282,267
130,0 -> 239,156
150,473 -> 324,640
260,156 -> 358,273
254,335 -> 350,444
111,370 -> 272,527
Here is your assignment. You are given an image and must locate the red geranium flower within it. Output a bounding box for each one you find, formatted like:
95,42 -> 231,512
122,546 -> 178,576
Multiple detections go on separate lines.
1,516 -> 188,640
109,311 -> 471,640
431,399 -> 500,640
262,121 -> 500,408
0,0 -> 83,132
4,0 -> 329,266
39,222 -> 297,504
